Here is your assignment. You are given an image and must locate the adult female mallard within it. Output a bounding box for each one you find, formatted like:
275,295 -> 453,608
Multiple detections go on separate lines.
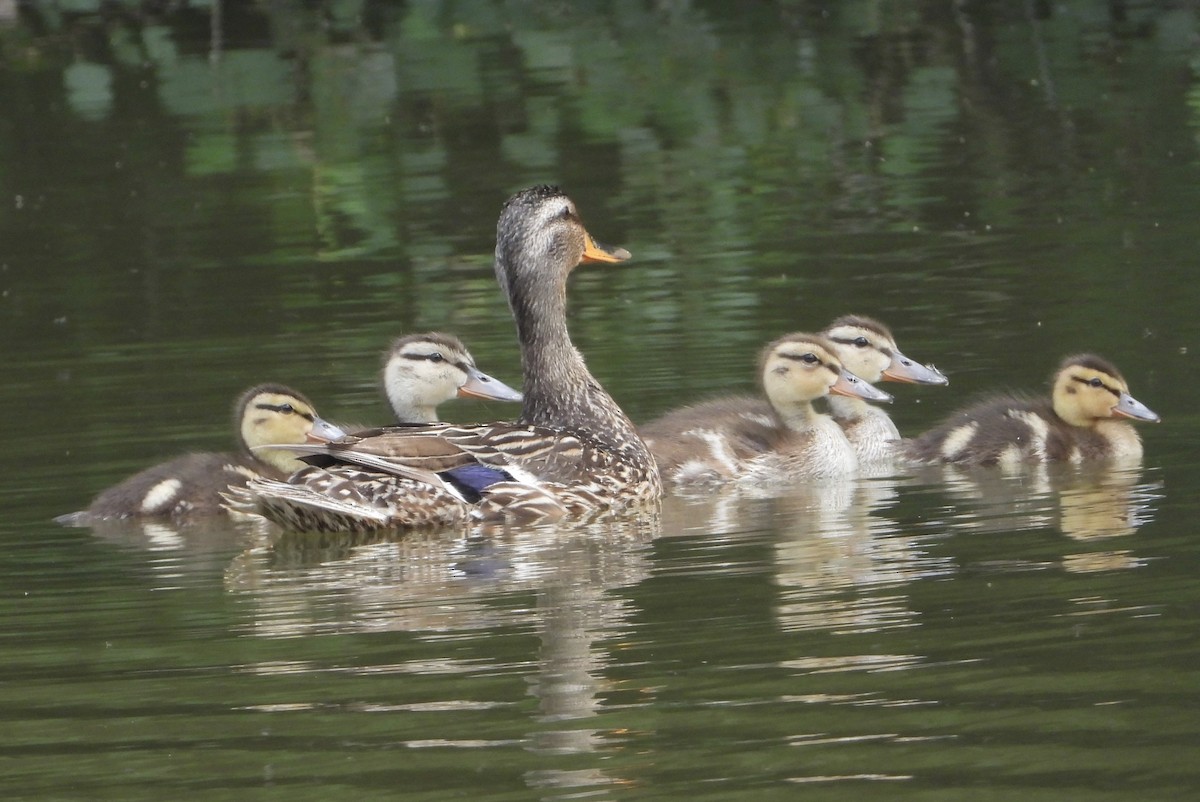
642,333 -> 893,489
903,353 -> 1159,467
821,315 -> 947,467
58,384 -> 339,523
243,186 -> 660,531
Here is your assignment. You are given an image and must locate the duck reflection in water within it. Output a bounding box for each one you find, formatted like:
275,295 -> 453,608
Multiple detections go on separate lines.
907,459 -> 1161,574
225,515 -> 658,794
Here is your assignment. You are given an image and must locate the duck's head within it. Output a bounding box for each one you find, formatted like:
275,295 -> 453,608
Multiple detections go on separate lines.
1052,354 -> 1160,427
236,384 -> 339,473
823,315 -> 948,386
494,185 -> 630,305
382,332 -> 523,423
758,333 -> 894,414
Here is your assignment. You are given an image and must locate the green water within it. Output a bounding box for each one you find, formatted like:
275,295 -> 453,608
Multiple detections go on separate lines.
2,2 -> 1200,799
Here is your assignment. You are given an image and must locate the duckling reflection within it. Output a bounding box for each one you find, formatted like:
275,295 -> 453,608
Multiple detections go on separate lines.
1056,465 -> 1161,541
770,477 -> 955,637
86,515 -> 266,587
907,461 -> 1159,544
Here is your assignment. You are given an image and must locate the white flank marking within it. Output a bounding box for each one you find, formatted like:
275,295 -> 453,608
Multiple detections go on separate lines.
140,479 -> 182,514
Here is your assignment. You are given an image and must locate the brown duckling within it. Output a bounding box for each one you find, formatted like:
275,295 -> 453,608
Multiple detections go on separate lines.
822,315 -> 948,467
903,354 -> 1159,467
58,384 -> 339,524
380,332 -> 522,423
642,333 -> 893,489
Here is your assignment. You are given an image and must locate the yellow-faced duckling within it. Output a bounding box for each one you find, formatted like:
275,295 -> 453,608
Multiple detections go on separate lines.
380,332 -> 522,424
58,384 -> 340,524
642,333 -> 893,489
822,315 -> 947,466
903,354 -> 1159,467
239,186 -> 659,531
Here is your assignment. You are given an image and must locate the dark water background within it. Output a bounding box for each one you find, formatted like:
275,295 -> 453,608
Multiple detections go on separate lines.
3,1 -> 1200,799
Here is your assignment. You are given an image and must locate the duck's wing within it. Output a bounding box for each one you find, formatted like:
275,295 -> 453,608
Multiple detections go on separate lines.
274,422 -> 601,485
225,464 -> 473,533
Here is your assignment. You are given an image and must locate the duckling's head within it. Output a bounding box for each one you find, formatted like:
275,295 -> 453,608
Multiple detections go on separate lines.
382,332 -> 522,423
494,185 -> 630,308
824,315 -> 948,385
236,384 -> 325,474
759,333 -> 893,417
1052,354 -> 1160,427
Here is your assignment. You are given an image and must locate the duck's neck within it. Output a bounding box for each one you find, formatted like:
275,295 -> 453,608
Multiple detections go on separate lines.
508,272 -> 640,451
827,395 -> 869,422
775,401 -> 820,433
387,388 -> 440,424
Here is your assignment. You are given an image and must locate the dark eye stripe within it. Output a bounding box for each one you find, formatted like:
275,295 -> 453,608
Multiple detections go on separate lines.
402,351 -> 472,374
256,402 -> 314,422
1071,375 -> 1119,398
828,335 -> 891,355
779,351 -> 827,366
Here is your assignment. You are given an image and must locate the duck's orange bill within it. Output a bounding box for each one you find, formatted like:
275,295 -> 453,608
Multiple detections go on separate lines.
582,233 -> 632,263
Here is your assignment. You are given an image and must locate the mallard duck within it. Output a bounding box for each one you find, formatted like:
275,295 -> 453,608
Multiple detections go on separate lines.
57,384 -> 340,524
241,185 -> 661,531
903,353 -> 1159,467
642,333 -> 893,489
821,315 -> 948,466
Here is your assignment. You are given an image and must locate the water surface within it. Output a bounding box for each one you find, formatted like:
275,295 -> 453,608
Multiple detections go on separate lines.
2,2 -> 1200,799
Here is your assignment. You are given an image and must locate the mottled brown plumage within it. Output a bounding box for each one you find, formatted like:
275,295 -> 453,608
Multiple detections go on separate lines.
642,333 -> 892,489
903,354 -> 1159,467
237,187 -> 660,531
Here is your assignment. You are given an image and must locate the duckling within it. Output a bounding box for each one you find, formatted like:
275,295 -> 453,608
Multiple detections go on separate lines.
58,384 -> 340,524
380,332 -> 523,424
642,333 -> 893,489
903,354 -> 1159,467
822,315 -> 948,467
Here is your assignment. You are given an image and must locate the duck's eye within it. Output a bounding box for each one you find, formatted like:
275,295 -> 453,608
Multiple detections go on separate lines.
853,337 -> 869,348
429,353 -> 445,363
801,353 -> 819,364
278,403 -> 294,414
1088,377 -> 1103,388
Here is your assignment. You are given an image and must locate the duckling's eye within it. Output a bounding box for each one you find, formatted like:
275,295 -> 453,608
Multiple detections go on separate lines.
278,403 -> 294,415
1088,377 -> 1103,388
853,337 -> 869,348
428,353 -> 445,363
801,353 -> 819,364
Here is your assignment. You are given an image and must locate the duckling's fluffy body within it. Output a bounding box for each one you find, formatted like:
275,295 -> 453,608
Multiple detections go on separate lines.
904,354 -> 1158,467
64,384 -> 325,523
821,315 -> 947,468
643,333 -> 892,489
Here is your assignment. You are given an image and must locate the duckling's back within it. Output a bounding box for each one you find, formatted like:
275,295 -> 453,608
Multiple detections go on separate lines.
640,396 -> 784,487
904,396 -> 1118,467
78,451 -> 278,521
